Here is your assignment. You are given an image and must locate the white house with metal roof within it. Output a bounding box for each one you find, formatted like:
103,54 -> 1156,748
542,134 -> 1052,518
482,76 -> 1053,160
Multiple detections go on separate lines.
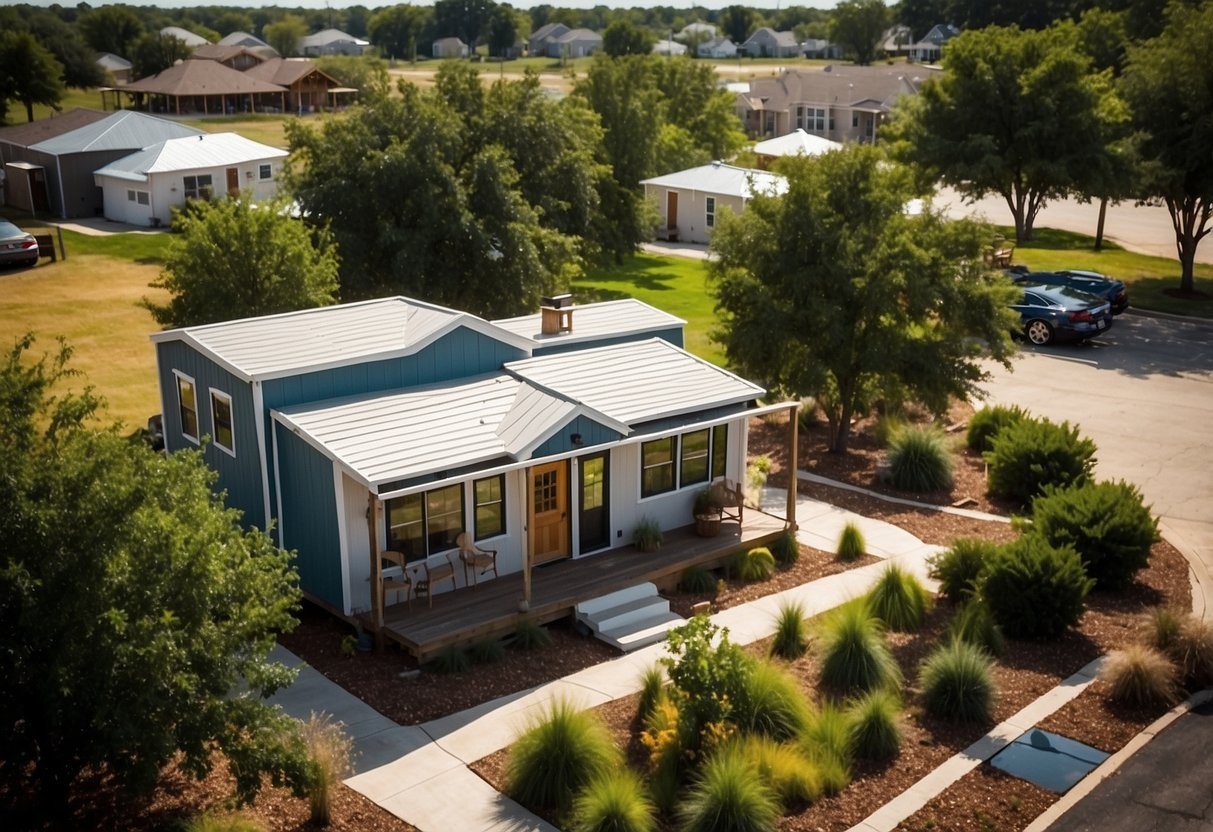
640,162 -> 787,244
301,28 -> 370,56
151,296 -> 777,651
94,132 -> 288,226
753,128 -> 842,168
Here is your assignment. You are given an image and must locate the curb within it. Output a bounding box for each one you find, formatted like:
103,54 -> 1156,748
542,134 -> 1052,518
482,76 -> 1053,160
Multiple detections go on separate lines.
1022,688 -> 1213,832
797,470 -> 1013,524
1123,307 -> 1213,329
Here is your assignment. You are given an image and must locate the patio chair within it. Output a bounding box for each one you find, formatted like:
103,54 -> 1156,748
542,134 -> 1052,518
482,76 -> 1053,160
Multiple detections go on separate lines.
379,550 -> 412,610
413,553 -> 456,608
457,532 -> 498,587
709,478 -> 744,525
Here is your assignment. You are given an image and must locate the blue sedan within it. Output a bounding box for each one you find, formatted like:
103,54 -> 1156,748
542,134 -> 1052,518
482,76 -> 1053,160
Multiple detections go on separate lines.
1011,283 -> 1114,346
1009,268 -> 1129,315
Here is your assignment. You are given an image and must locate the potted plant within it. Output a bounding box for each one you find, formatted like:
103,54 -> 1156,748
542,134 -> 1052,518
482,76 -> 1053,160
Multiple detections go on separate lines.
633,516 -> 663,552
694,486 -> 722,537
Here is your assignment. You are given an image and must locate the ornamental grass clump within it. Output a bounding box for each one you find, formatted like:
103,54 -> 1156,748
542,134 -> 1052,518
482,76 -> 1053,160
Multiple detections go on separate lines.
301,713 -> 354,827
680,565 -> 717,594
1103,644 -> 1178,708
637,664 -> 667,723
511,618 -> 553,650
1169,616 -> 1213,689
771,600 -> 809,660
732,659 -> 812,742
431,644 -> 471,674
985,416 -> 1096,505
185,814 -> 264,832
818,600 -> 902,696
570,769 -> 656,832
734,735 -> 823,809
678,742 -> 780,832
887,426 -> 954,492
732,546 -> 776,582
918,639 -> 996,723
865,564 -> 932,633
929,538 -> 998,604
506,697 -> 622,814
846,689 -> 902,762
981,535 -> 1094,641
947,599 -> 1004,657
966,404 -> 1027,453
772,529 -> 800,565
836,522 -> 866,562
799,703 -> 852,795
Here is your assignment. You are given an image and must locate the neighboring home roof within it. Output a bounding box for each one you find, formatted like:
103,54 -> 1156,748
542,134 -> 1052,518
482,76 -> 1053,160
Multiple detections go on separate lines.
754,128 -> 842,158
506,338 -> 764,428
123,59 -> 288,97
700,36 -> 737,51
554,28 -> 602,44
653,38 -> 688,56
739,64 -> 941,115
96,52 -> 132,72
881,24 -> 913,51
28,110 -> 203,155
150,296 -> 534,382
300,28 -> 369,50
640,162 -> 788,200
743,28 -> 799,49
94,132 -> 287,183
529,22 -> 569,43
219,31 -> 272,49
243,57 -> 337,88
433,37 -> 467,49
492,299 -> 685,347
679,22 -> 716,37
190,43 -> 269,64
0,108 -> 109,149
160,26 -> 210,47
918,24 -> 960,46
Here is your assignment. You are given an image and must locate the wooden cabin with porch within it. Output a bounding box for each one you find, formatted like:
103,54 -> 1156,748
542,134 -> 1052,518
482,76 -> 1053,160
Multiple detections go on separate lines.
151,296 -> 798,660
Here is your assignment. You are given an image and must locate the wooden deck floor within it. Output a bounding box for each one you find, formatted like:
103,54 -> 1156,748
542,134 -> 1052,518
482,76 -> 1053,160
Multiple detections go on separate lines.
377,510 -> 787,661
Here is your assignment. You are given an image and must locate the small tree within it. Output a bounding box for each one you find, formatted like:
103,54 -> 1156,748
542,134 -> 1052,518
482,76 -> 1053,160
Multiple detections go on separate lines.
984,416 -> 1096,505
660,616 -> 752,756
981,535 -> 1094,640
831,0 -> 889,65
263,14 -> 309,58
603,20 -> 656,57
146,196 -> 340,328
0,31 -> 66,123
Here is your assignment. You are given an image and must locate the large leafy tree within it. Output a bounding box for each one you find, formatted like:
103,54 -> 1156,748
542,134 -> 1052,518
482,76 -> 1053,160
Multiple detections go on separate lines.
718,5 -> 759,45
710,145 -> 1020,454
0,31 -> 66,123
367,4 -> 434,60
889,24 -> 1122,242
832,0 -> 891,65
286,64 -> 601,315
78,3 -> 145,59
0,336 -> 309,822
603,19 -> 655,56
433,0 -> 495,47
263,14 -> 309,57
146,197 -> 340,328
8,8 -> 107,88
130,32 -> 193,80
1120,0 -> 1213,293
486,3 -> 520,57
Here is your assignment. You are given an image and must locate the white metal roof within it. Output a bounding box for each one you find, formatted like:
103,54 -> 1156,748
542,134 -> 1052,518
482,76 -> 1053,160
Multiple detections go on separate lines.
94,133 -> 287,183
30,111 -> 203,155
640,162 -> 787,200
301,29 -> 370,49
506,338 -> 764,426
491,298 -> 685,346
754,128 -> 842,158
160,26 -> 211,47
151,297 -> 534,382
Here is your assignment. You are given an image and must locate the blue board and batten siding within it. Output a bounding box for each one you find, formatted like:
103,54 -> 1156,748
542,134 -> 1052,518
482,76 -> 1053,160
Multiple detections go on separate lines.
531,414 -> 622,457
156,340 -> 265,528
275,422 -> 344,611
530,327 -> 684,357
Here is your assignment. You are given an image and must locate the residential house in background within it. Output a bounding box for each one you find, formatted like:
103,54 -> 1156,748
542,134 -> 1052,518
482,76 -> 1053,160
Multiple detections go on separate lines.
677,22 -> 716,42
547,28 -> 602,58
698,36 -> 738,59
301,28 -> 370,56
0,108 -> 110,215
640,161 -> 787,244
881,24 -> 914,58
118,60 -> 291,115
741,28 -> 800,58
801,38 -> 843,60
652,38 -> 688,57
96,53 -> 132,85
432,37 -> 469,59
909,24 -> 960,62
243,58 -> 351,114
160,25 -> 211,48
94,132 -> 287,226
528,22 -> 570,56
151,296 -> 779,657
735,64 -> 941,140
753,128 -> 842,168
219,31 -> 273,50
191,43 -> 275,71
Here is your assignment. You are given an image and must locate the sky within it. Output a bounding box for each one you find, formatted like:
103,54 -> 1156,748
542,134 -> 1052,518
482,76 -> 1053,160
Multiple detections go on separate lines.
20,1 -> 838,10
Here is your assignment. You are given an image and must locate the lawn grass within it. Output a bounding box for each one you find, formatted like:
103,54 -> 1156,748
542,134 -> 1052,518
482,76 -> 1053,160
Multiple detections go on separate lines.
576,253 -> 723,365
1002,227 -> 1213,318
27,87 -> 104,120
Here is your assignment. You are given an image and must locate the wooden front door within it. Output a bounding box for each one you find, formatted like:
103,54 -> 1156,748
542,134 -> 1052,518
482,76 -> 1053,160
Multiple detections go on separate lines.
666,191 -> 678,229
226,167 -> 239,197
529,460 -> 569,565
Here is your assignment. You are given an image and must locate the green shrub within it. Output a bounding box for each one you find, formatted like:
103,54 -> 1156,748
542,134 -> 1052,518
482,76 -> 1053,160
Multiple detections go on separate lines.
818,600 -> 902,696
570,769 -> 656,832
678,743 -> 780,832
680,566 -> 717,594
888,427 -> 954,492
735,735 -> 822,809
637,664 -> 667,722
469,636 -> 505,664
947,599 -> 1004,657
1028,481 -> 1159,590
966,405 -> 1027,452
929,538 -> 999,604
733,659 -> 812,741
1170,616 -> 1213,689
1103,644 -> 1177,708
732,546 -> 776,582
184,815 -> 264,832
661,617 -> 752,754
800,702 -> 852,794
875,411 -> 906,446
301,713 -> 354,827
918,640 -> 996,722
847,689 -> 902,761
511,618 -> 552,650
985,417 -> 1096,504
431,644 -> 471,674
772,529 -> 801,565
865,564 -> 931,633
506,698 -> 622,813
981,535 -> 1094,640
639,697 -> 682,814
836,522 -> 866,562
771,600 -> 809,660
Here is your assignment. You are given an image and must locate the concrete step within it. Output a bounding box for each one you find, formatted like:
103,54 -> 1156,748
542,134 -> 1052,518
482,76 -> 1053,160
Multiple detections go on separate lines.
599,611 -> 685,652
590,596 -> 671,634
576,582 -> 658,619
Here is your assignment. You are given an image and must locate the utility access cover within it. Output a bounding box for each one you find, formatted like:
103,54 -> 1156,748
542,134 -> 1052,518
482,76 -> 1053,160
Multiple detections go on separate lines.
989,728 -> 1110,793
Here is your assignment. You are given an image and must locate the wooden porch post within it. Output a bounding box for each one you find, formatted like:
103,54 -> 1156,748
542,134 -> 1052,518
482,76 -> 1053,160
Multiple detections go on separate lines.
786,403 -> 799,531
367,492 -> 384,648
521,466 -> 532,609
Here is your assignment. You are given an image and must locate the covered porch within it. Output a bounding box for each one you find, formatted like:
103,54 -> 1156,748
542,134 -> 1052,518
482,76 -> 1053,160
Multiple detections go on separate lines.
372,509 -> 788,661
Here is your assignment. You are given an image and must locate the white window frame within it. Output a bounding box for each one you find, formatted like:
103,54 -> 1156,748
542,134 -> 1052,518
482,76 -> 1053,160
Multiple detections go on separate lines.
173,370 -> 199,445
136,191 -> 150,206
209,388 -> 235,457
127,189 -> 136,202
705,196 -> 716,229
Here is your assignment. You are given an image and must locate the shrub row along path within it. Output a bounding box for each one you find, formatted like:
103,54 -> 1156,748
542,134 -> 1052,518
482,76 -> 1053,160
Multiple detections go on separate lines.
265,485 -> 1146,832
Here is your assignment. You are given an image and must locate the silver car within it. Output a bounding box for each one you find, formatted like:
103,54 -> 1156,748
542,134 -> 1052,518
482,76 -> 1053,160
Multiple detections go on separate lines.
0,220 -> 39,268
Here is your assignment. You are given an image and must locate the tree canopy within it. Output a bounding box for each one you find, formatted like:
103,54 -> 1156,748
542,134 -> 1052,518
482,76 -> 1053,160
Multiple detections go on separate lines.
367,4 -> 434,60
1119,0 -> 1213,292
0,31 -> 66,124
146,197 -> 340,329
888,23 -> 1123,242
78,3 -> 145,60
831,0 -> 890,65
263,14 -> 308,57
0,336 -> 309,821
603,19 -> 656,56
709,145 -> 1020,454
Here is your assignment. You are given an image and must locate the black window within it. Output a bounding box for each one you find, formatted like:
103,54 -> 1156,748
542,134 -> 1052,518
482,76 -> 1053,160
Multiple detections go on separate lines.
386,483 -> 464,561
176,374 -> 198,442
680,429 -> 710,486
210,390 -> 234,454
711,423 -> 729,479
641,437 -> 676,497
473,475 -> 505,540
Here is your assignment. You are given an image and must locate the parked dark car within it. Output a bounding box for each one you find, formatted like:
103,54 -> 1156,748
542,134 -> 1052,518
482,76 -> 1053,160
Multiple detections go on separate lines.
0,219 -> 39,269
1010,268 -> 1129,315
1011,283 -> 1114,346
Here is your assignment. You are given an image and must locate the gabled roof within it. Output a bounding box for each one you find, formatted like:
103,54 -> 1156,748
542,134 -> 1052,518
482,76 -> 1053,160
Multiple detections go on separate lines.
160,26 -> 211,48
679,22 -> 716,37
0,108 -> 109,149
754,128 -> 842,158
94,133 -> 287,182
529,22 -> 570,43
151,296 -> 535,382
554,28 -> 602,44
743,28 -> 799,48
243,57 -> 337,88
492,299 -> 685,346
640,162 -> 787,200
301,28 -> 369,49
433,37 -> 467,48
918,24 -> 960,45
219,31 -> 272,50
96,52 -> 132,71
29,111 -> 203,155
124,59 -> 287,97
190,43 -> 268,65
738,64 -> 941,115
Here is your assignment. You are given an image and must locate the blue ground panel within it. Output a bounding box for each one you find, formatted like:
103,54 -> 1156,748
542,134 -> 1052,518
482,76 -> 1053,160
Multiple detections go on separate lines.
989,729 -> 1110,793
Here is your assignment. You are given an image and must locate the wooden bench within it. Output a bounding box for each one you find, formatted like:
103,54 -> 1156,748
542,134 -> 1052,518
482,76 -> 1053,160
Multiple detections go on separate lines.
984,245 -> 1014,268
